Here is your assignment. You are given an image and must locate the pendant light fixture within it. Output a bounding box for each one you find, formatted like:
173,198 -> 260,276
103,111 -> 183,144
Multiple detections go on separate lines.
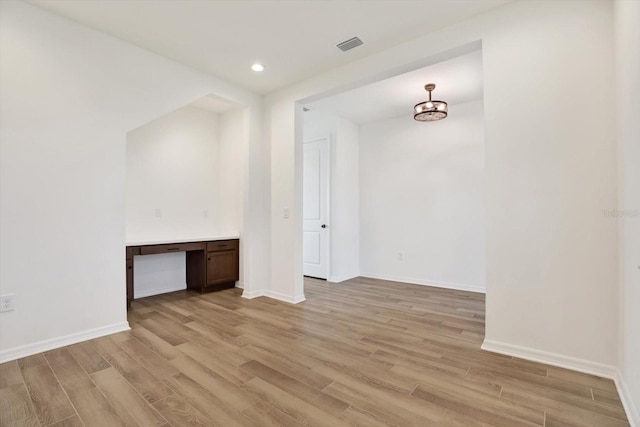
413,83 -> 448,121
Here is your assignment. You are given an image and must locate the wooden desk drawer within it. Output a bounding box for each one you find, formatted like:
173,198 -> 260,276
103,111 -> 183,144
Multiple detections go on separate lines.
207,239 -> 239,252
140,242 -> 205,255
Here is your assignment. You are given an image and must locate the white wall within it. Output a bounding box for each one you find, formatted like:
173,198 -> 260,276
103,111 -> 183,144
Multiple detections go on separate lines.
265,0 -> 620,376
127,106 -> 222,241
304,110 -> 337,141
267,102 -> 303,302
126,106 -> 227,298
360,101 -> 485,292
218,108 -> 245,235
0,1 -> 264,361
332,118 -> 360,282
303,111 -> 360,283
481,0 -> 617,369
219,107 -> 246,286
615,0 -> 640,422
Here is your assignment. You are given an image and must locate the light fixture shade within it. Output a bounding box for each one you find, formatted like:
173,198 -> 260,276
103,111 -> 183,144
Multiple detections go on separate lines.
414,83 -> 448,121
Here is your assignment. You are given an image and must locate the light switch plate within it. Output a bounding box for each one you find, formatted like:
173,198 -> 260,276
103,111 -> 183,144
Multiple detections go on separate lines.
0,294 -> 15,312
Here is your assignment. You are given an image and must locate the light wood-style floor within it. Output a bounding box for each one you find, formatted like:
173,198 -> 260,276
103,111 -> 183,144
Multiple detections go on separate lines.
0,277 -> 630,426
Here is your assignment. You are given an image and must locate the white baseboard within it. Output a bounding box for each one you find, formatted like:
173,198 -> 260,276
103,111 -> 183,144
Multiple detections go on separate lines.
614,370 -> 639,427
135,283 -> 186,299
360,272 -> 485,294
265,290 -> 306,304
241,288 -> 305,304
241,289 -> 265,299
481,339 -> 617,378
328,274 -> 359,283
482,339 -> 638,426
0,321 -> 130,364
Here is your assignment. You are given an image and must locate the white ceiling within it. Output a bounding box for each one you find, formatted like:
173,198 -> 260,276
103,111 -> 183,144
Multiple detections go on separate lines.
306,49 -> 483,125
28,0 -> 510,94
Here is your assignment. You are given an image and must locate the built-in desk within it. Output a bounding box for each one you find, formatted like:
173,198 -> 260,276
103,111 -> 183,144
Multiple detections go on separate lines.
125,236 -> 239,309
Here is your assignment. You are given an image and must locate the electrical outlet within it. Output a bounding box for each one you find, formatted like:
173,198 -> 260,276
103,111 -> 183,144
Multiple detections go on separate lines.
203,209 -> 209,218
155,208 -> 162,218
397,252 -> 404,261
283,207 -> 290,219
0,294 -> 15,312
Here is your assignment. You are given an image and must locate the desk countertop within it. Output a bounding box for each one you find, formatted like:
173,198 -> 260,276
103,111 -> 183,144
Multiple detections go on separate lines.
126,234 -> 240,247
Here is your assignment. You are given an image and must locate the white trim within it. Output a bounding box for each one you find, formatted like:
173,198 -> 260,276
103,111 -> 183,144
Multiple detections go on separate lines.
0,321 -> 130,364
481,339 -> 638,426
481,339 -> 617,378
615,370 -> 640,427
134,284 -> 186,299
241,288 -> 306,304
360,273 -> 485,294
325,135 -> 331,283
328,274 -> 359,283
265,290 -> 306,304
235,281 -> 244,289
241,289 -> 265,299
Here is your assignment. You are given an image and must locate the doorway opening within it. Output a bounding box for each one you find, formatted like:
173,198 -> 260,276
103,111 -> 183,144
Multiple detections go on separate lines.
300,47 -> 486,318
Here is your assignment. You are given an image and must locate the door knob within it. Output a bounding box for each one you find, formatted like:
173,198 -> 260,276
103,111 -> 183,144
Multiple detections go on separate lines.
321,224 -> 327,228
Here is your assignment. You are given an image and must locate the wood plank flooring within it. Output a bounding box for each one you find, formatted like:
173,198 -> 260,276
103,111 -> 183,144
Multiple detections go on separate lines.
0,277 -> 630,426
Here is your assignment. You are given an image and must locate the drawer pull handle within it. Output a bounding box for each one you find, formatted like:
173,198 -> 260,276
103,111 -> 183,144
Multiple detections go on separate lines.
167,248 -> 180,251
127,266 -> 132,270
217,244 -> 228,247
208,257 -> 211,261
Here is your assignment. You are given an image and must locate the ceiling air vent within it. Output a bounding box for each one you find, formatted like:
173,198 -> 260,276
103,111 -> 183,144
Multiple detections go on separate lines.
336,36 -> 363,52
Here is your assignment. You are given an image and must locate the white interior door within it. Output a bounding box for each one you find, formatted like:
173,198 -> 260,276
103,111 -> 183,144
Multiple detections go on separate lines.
303,138 -> 329,279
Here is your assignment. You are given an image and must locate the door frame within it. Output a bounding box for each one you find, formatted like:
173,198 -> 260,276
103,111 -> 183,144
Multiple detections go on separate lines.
303,136 -> 331,280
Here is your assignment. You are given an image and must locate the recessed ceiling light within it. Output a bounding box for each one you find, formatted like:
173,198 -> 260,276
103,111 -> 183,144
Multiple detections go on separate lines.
251,63 -> 264,72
